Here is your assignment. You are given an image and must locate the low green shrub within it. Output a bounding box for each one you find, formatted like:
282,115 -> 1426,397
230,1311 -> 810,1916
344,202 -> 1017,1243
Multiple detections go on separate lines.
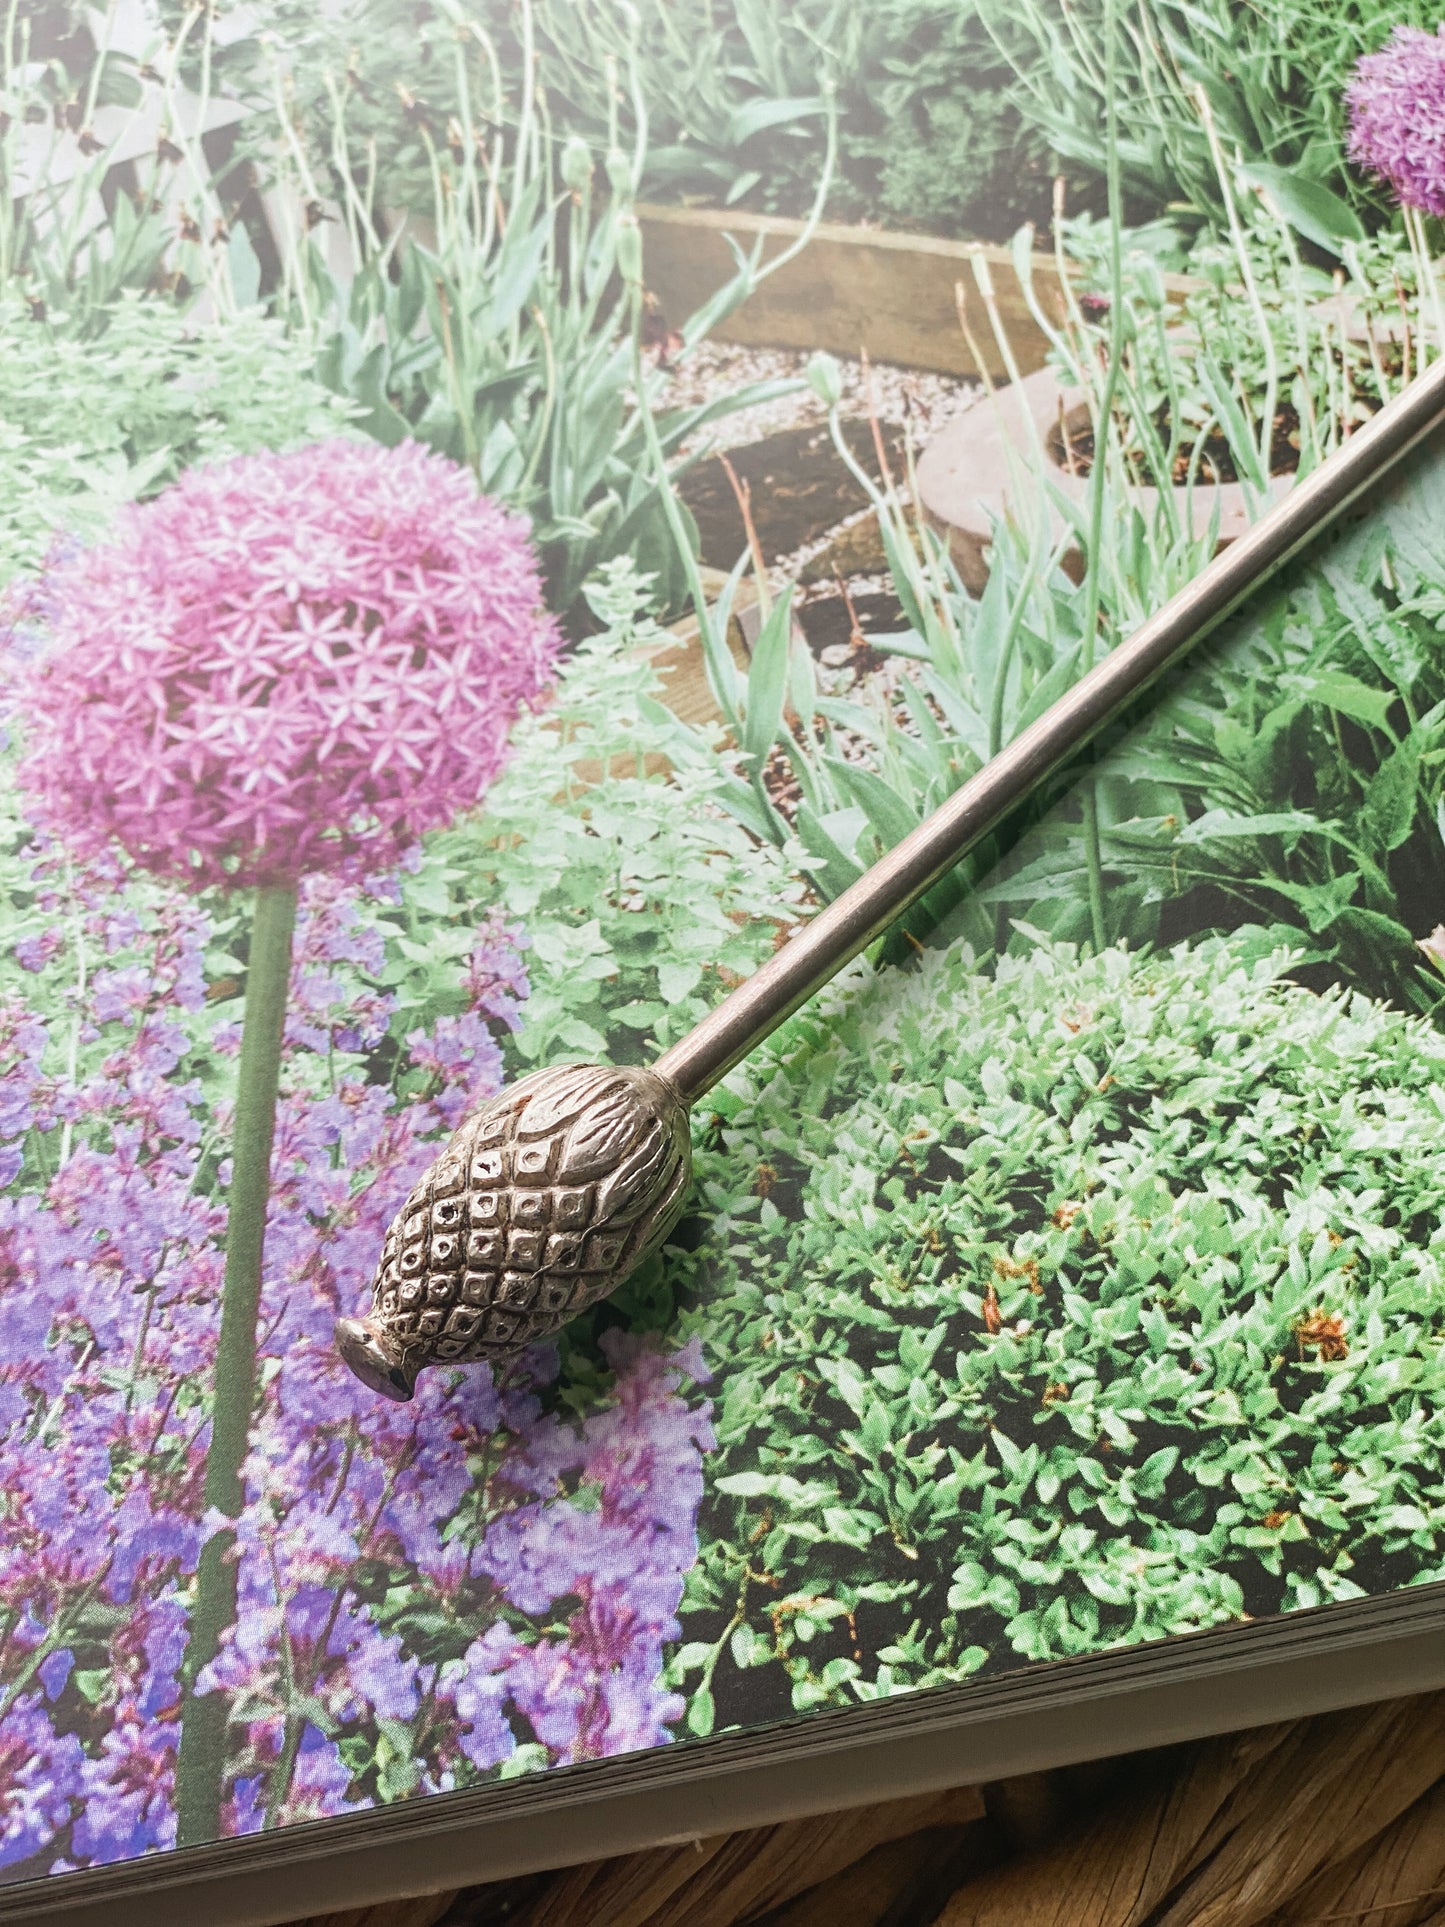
414,561 -> 812,1071
0,294 -> 355,583
872,89 -> 1051,239
670,931 -> 1445,1732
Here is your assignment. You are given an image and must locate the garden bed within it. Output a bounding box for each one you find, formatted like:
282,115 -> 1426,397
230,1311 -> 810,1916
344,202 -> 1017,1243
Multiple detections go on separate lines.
657,337 -> 977,720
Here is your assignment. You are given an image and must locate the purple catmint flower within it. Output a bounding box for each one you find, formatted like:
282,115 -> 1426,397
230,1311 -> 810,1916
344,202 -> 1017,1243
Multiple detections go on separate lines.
71,1719 -> 178,1863
16,440 -> 558,891
1348,25 -> 1445,216
13,929 -> 64,973
0,847 -> 716,1869
285,1726 -> 372,1823
0,1697 -> 84,1868
0,537 -> 86,725
37,1651 -> 74,1702
454,1335 -> 714,1765
450,1663 -> 517,1774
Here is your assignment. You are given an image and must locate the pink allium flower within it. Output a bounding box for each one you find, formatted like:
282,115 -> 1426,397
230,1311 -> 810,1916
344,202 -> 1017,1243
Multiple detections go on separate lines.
18,440 -> 558,891
1347,25 -> 1445,217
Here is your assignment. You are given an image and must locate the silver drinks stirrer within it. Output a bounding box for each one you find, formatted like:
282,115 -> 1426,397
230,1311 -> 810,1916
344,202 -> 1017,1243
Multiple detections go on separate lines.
336,356 -> 1445,1402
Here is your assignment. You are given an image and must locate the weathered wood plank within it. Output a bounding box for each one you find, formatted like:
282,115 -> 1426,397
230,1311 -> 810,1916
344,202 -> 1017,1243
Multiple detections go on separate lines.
638,203 -> 1068,380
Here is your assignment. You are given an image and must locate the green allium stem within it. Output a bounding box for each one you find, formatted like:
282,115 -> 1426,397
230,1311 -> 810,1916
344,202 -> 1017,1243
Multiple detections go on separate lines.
175,882 -> 298,1849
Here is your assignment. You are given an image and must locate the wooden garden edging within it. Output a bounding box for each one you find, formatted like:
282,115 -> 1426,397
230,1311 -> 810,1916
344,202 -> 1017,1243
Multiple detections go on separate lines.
637,202 -> 1068,381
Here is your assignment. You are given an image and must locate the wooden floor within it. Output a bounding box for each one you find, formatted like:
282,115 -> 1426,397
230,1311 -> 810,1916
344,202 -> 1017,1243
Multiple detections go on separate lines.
287,1689 -> 1445,1927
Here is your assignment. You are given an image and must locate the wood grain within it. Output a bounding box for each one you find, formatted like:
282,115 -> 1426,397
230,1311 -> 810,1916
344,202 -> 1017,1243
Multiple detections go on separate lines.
635,203 -> 1195,383
283,1692 -> 1445,1927
637,203 -> 1052,381
1150,1694 -> 1445,1927
1261,1777 -> 1445,1927
293,1897 -> 457,1927
513,1784 -> 984,1927
932,1694 -> 1445,1927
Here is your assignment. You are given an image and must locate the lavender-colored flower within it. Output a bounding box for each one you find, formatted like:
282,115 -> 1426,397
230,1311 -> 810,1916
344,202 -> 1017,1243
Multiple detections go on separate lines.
16,440 -> 558,891
38,1650 -> 74,1702
1347,25 -> 1445,216
0,1697 -> 84,1868
0,846 -> 715,1870
72,1719 -> 178,1863
453,1334 -> 715,1766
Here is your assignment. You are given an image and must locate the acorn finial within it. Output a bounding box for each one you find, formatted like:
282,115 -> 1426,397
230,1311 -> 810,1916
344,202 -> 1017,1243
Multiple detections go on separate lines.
336,1063 -> 691,1399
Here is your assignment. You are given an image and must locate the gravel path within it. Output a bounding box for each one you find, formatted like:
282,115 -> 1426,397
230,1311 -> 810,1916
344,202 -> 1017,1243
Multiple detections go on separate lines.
666,340 -> 981,602
667,340 -> 979,454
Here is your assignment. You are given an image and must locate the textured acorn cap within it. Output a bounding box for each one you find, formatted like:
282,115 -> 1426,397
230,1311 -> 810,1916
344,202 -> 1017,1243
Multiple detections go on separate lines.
336,1063 -> 691,1398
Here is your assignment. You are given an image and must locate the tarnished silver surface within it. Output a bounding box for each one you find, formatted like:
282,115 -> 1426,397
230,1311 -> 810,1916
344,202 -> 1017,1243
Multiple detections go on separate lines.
339,356 -> 1445,1396
336,1064 -> 691,1400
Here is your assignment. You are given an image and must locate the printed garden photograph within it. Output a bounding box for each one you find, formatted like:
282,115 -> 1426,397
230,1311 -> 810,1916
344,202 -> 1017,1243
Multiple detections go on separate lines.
3,0 -> 1445,1887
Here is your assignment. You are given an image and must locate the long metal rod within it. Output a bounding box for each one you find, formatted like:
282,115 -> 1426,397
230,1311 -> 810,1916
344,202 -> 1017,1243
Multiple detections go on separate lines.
655,352 -> 1445,1105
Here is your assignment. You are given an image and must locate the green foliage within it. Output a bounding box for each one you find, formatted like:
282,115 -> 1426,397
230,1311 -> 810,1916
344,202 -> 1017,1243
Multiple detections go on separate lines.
987,0 -> 1438,230
872,89 -> 1050,240
200,0 -> 818,217
528,0 -> 847,219
803,0 -> 1059,238
246,0 -> 1049,243
679,241 -> 1443,1003
677,376 -> 1190,958
422,561 -> 811,1068
246,2 -> 816,622
982,443 -> 1445,1012
297,194 -> 776,623
595,0 -> 1055,241
778,427 -> 1445,1013
672,932 -> 1445,1723
259,0 -> 1431,244
0,4 -> 244,315
180,0 -> 496,208
0,293 -> 356,583
1059,208 -> 1427,483
3,2 -> 812,623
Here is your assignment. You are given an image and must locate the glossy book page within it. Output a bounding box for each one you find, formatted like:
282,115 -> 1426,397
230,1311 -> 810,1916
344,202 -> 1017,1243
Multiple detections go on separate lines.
2,0 -> 1444,1893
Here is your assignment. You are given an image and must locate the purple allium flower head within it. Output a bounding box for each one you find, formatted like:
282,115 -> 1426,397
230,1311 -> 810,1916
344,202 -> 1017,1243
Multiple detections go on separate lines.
17,440 -> 558,891
1347,25 -> 1445,216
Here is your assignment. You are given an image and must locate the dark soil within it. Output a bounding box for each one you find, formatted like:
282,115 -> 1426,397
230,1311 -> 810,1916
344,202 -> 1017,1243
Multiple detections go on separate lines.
1047,395 -> 1389,487
677,419 -> 906,570
795,586 -> 907,667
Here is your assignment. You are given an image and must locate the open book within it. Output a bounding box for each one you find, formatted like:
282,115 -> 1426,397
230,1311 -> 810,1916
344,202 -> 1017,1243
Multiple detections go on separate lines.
3,2 -> 1444,1920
